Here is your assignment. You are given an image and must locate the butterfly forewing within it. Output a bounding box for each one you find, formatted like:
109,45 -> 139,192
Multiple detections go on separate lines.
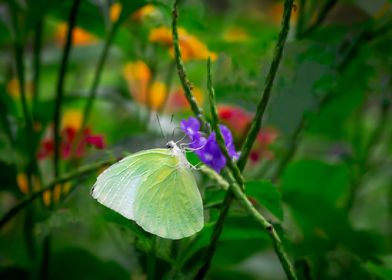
92,149 -> 170,220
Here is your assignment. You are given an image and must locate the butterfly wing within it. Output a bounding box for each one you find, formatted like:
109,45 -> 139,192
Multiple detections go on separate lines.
133,159 -> 204,240
91,149 -> 170,220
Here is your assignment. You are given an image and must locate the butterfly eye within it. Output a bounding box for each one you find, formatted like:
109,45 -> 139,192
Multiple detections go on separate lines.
166,142 -> 174,149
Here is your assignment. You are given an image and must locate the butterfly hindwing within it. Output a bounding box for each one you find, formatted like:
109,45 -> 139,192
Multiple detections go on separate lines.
133,161 -> 203,239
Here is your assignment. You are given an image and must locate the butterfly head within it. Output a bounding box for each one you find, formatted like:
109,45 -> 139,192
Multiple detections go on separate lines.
166,141 -> 176,149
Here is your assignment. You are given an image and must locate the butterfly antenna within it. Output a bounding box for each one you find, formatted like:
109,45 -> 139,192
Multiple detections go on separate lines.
156,114 -> 167,142
170,114 -> 175,139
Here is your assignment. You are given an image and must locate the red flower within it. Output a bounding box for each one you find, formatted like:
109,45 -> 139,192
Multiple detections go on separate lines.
37,126 -> 105,160
217,105 -> 278,164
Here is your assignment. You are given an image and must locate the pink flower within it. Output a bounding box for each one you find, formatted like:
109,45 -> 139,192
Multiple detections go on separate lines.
37,126 -> 105,160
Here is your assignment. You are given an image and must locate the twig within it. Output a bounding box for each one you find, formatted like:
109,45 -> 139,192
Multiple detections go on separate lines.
171,0 -> 207,127
0,160 -> 113,229
237,0 -> 294,171
53,0 -> 81,178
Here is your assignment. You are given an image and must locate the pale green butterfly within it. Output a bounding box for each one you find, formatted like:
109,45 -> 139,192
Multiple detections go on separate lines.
91,141 -> 203,240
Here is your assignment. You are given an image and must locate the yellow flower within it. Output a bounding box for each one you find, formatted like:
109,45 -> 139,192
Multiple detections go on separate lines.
149,81 -> 167,110
61,109 -> 83,131
123,60 -> 151,104
16,173 -> 40,194
7,78 -> 33,99
149,26 -> 217,61
223,27 -> 249,42
132,4 -> 156,21
123,61 -> 168,110
110,3 -> 122,22
42,182 -> 71,207
56,23 -> 97,46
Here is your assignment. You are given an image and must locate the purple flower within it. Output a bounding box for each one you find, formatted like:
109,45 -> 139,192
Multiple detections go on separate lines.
181,117 -> 239,173
220,124 -> 240,160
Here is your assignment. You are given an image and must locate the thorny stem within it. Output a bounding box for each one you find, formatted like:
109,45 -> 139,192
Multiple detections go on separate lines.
237,0 -> 294,171
196,0 -> 295,278
0,160 -> 114,229
195,59 -> 297,280
171,0 -> 207,128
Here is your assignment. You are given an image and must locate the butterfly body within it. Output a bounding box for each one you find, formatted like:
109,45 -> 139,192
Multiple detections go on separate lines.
92,142 -> 203,239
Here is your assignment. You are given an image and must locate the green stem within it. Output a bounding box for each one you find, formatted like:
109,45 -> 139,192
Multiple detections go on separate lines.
273,19 -> 392,181
195,59 -> 297,280
78,19 -> 121,138
299,0 -> 337,38
345,99 -> 390,211
296,0 -> 307,38
32,19 -> 44,115
171,0 -> 208,128
53,0 -> 81,179
147,236 -> 156,280
227,175 -> 297,280
0,159 -> 114,229
8,1 -> 37,259
237,0 -> 294,171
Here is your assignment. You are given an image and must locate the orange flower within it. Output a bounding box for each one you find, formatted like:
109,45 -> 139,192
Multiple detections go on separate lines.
16,173 -> 40,194
132,4 -> 157,21
149,26 -> 217,61
223,27 -> 249,42
7,78 -> 33,99
110,3 -> 122,22
123,60 -> 152,104
55,23 -> 97,46
61,109 -> 83,131
268,2 -> 298,25
42,183 -> 71,207
166,87 -> 204,112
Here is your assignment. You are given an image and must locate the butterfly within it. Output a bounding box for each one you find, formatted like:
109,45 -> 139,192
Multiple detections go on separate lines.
91,141 -> 204,240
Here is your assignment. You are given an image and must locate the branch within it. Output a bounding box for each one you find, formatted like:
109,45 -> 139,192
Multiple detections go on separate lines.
237,0 -> 294,171
53,0 -> 81,178
0,160 -> 113,229
195,59 -> 297,280
171,0 -> 208,128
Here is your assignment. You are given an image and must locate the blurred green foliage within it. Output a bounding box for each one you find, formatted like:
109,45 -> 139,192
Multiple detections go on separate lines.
0,0 -> 391,279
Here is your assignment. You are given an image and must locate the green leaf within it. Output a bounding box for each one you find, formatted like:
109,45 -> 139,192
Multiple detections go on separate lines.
366,262 -> 392,280
245,180 -> 284,220
281,159 -> 350,207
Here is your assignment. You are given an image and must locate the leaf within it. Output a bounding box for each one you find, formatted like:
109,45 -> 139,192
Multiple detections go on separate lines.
179,215 -> 269,267
281,159 -> 350,207
245,180 -> 284,220
366,262 -> 392,280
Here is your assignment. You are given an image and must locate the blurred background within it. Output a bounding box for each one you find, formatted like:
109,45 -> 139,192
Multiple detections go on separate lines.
0,0 -> 391,279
